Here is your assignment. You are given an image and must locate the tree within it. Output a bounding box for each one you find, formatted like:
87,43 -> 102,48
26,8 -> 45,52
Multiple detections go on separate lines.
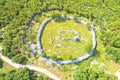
14,68 -> 30,80
73,67 -> 117,80
50,11 -> 61,18
0,68 -> 51,80
37,74 -> 51,80
113,40 -> 120,48
12,54 -> 27,64
0,58 -> 3,68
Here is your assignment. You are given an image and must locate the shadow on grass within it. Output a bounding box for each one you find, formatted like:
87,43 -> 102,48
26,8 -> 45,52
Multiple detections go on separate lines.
54,18 -> 67,23
72,49 -> 100,67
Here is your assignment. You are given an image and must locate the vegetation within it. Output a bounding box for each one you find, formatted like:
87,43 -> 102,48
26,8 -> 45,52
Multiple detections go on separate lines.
73,66 -> 117,80
0,0 -> 120,65
0,58 -> 3,68
41,19 -> 92,60
0,68 -> 51,80
12,54 -> 27,64
0,0 -> 120,80
0,61 -> 51,80
0,61 -> 15,73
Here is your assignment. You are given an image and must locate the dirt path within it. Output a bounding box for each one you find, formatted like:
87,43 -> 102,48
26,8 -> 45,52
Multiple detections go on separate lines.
0,46 -> 60,80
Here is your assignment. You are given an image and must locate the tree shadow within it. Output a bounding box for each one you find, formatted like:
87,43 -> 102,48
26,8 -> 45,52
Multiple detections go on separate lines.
54,18 -> 67,23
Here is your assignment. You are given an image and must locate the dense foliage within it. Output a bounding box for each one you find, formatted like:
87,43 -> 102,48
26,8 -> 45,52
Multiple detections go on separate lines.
73,67 -> 117,80
0,0 -> 120,64
0,0 -> 120,79
0,68 -> 51,80
41,19 -> 92,60
0,58 -> 3,68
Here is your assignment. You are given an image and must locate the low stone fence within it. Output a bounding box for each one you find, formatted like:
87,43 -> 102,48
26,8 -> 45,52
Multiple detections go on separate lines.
37,16 -> 96,65
37,18 -> 52,54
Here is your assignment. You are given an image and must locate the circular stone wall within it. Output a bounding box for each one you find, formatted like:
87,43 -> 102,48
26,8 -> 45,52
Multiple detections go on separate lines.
37,16 -> 96,65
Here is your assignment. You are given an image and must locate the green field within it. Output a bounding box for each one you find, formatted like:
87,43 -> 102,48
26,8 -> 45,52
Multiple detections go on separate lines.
41,19 -> 92,60
0,61 -> 15,73
0,0 -> 120,79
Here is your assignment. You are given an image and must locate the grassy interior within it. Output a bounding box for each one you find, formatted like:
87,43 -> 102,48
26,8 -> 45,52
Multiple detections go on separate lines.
41,19 -> 92,60
0,61 -> 15,73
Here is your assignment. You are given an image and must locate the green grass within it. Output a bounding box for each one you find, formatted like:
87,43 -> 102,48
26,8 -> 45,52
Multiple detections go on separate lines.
0,61 -> 15,73
94,30 -> 120,74
41,19 -> 92,60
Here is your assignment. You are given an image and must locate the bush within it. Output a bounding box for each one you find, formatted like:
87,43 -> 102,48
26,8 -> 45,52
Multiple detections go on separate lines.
41,52 -> 46,57
106,47 -> 120,64
50,55 -> 57,60
12,54 -> 27,64
73,67 -> 117,80
0,59 -> 3,68
113,40 -> 120,48
50,12 -> 61,18
37,74 -> 51,80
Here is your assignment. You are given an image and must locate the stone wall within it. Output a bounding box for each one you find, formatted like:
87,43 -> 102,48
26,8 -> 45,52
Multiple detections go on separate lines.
37,18 -> 52,54
37,16 -> 96,65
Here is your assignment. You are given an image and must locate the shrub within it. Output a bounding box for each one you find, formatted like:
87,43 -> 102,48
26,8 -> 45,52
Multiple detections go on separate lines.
50,12 -> 61,18
73,67 -> 117,80
41,52 -> 46,57
113,40 -> 120,48
12,54 -> 27,64
0,59 -> 3,68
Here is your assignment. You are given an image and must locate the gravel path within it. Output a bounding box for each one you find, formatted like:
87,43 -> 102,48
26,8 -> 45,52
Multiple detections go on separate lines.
0,16 -> 93,80
0,46 -> 60,80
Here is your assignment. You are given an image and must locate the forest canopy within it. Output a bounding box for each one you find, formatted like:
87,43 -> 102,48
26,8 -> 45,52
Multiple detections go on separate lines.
0,0 -> 120,80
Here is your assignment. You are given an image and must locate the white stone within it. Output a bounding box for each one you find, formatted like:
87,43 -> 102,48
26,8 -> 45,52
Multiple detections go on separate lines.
56,43 -> 62,47
116,70 -> 120,80
0,46 -> 2,51
81,20 -> 87,25
72,66 -> 78,70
